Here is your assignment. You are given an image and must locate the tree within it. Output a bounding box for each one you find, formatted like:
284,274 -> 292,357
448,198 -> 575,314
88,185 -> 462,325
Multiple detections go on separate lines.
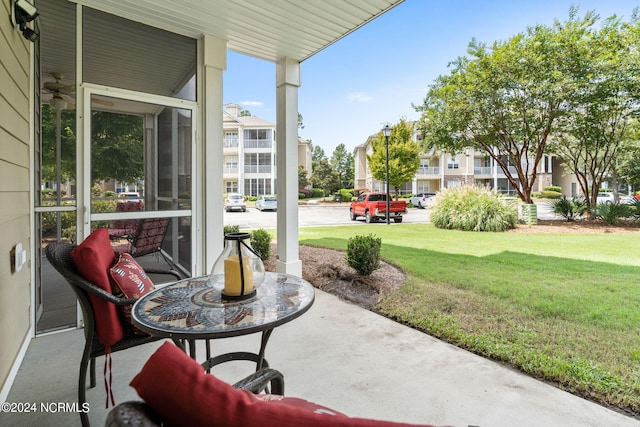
366,119 -> 420,198
311,145 -> 326,171
549,12 -> 640,208
415,13 -> 587,204
298,112 -> 304,131
91,111 -> 145,184
41,106 -> 145,186
41,105 -> 76,183
240,109 -> 251,116
310,158 -> 340,198
298,165 -> 310,189
330,143 -> 354,189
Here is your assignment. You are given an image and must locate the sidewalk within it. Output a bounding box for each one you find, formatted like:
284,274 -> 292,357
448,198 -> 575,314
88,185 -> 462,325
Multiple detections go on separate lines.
3,290 -> 638,426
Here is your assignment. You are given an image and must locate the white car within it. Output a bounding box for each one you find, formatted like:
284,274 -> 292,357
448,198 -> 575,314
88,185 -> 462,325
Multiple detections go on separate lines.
255,195 -> 277,211
117,191 -> 142,203
225,193 -> 246,212
409,192 -> 435,208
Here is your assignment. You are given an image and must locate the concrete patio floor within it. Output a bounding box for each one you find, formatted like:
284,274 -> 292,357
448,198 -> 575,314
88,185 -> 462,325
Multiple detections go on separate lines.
2,289 -> 638,427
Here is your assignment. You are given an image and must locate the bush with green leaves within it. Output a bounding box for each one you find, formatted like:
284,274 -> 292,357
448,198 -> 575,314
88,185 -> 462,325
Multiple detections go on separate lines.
540,190 -> 562,199
250,228 -> 272,261
549,196 -> 587,222
338,188 -> 354,201
591,203 -> 633,225
544,185 -> 562,193
430,185 -> 517,232
345,234 -> 381,275
224,225 -> 240,235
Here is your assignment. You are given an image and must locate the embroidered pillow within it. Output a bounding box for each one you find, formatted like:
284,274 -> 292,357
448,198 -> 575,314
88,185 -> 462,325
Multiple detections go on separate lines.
109,253 -> 155,334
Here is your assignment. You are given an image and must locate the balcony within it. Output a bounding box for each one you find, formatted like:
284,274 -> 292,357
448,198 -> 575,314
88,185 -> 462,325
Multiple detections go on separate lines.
244,164 -> 272,174
223,165 -> 238,175
223,139 -> 239,148
417,166 -> 439,176
243,139 -> 273,149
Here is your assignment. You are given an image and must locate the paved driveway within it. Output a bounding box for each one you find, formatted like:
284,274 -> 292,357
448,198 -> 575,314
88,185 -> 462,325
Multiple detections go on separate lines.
223,201 -> 561,230
223,203 -> 431,229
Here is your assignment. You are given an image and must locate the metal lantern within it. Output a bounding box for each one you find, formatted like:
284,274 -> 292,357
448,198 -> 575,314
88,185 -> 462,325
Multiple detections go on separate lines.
210,232 -> 265,300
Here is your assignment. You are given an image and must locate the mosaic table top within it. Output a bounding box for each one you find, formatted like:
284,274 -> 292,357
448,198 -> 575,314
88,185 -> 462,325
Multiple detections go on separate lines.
131,272 -> 315,339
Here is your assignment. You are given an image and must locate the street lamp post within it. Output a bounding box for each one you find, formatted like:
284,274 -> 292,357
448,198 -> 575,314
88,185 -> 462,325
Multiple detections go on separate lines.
382,125 -> 392,225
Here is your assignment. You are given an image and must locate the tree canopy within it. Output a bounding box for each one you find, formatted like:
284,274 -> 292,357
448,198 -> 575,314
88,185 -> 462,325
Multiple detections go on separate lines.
367,119 -> 421,198
415,8 -> 640,204
41,105 -> 146,186
330,143 -> 354,189
310,158 -> 340,197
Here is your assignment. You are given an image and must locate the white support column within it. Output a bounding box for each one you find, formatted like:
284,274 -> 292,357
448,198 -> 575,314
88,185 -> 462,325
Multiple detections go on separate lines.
201,35 -> 227,276
276,58 -> 302,276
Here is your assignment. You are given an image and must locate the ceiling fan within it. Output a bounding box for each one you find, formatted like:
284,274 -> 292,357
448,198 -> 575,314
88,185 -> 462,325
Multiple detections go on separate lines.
43,73 -> 74,110
43,73 -> 115,110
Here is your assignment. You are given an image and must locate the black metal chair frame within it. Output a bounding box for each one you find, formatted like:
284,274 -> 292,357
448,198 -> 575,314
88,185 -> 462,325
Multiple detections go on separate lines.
105,368 -> 285,426
45,241 -> 182,427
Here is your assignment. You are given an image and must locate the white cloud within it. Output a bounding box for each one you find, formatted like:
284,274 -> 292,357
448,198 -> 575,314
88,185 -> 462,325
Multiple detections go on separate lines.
241,101 -> 264,107
347,92 -> 373,102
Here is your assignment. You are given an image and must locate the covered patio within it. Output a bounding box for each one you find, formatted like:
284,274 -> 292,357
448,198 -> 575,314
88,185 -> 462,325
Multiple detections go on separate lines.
4,289 -> 635,427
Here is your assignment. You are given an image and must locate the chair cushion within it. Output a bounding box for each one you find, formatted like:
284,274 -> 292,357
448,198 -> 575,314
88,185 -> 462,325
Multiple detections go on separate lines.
71,228 -> 123,347
109,253 -> 155,334
131,342 -> 440,427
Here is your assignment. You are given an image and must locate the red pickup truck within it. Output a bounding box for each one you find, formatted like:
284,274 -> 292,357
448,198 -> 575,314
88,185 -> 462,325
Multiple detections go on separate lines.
349,192 -> 408,223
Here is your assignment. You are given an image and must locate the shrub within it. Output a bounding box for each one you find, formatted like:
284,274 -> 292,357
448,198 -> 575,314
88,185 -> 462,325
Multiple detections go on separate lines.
298,188 -> 312,198
544,186 -> 562,193
250,228 -> 272,261
591,203 -> 633,225
430,185 -> 517,232
345,234 -> 381,275
540,190 -> 562,199
311,188 -> 324,198
338,188 -> 354,201
549,196 -> 587,222
224,225 -> 240,235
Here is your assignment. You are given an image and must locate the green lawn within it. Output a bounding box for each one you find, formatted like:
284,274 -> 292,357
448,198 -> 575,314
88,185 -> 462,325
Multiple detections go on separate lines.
299,224 -> 640,415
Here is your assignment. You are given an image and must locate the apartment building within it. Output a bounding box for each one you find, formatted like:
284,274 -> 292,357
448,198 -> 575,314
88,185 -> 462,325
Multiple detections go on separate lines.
354,132 -> 565,197
222,103 -> 312,196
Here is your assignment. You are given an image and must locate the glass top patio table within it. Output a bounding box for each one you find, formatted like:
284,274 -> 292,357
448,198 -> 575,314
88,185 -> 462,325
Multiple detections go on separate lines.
132,272 -> 315,339
131,272 -> 315,370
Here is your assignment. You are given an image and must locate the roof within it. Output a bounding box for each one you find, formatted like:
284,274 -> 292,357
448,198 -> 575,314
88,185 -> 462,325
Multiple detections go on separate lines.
72,0 -> 404,63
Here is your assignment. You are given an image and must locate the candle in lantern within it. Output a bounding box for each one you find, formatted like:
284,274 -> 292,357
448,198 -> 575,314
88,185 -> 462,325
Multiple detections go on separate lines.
223,255 -> 254,296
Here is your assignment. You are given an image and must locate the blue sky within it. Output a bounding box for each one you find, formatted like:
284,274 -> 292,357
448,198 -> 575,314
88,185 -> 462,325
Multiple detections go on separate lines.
224,0 -> 639,156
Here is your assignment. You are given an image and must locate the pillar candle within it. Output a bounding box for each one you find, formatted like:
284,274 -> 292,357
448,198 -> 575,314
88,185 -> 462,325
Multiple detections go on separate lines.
224,255 -> 254,296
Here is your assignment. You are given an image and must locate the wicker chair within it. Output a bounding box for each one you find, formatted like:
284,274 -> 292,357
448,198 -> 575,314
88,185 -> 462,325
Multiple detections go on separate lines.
105,368 -> 285,426
111,217 -> 187,279
45,241 -> 182,427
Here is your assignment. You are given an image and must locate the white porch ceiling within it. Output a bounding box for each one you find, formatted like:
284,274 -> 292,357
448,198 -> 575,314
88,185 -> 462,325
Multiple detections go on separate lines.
72,0 -> 404,63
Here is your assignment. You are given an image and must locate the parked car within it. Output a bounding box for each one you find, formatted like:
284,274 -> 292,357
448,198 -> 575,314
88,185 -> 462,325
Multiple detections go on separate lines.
225,193 -> 246,212
618,194 -> 635,205
409,192 -> 436,209
255,195 -> 277,211
117,191 -> 142,203
349,192 -> 407,223
596,192 -> 615,204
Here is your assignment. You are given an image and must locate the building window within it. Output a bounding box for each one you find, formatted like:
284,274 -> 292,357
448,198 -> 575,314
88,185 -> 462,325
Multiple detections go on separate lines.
224,156 -> 238,173
447,158 -> 459,169
244,153 -> 272,173
224,132 -> 238,148
417,181 -> 431,193
244,129 -> 272,148
244,178 -> 272,196
226,181 -> 238,193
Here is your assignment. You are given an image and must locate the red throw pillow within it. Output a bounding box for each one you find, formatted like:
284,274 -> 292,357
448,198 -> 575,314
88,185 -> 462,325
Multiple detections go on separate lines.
71,228 -> 123,347
109,253 -> 155,334
131,342 -> 442,427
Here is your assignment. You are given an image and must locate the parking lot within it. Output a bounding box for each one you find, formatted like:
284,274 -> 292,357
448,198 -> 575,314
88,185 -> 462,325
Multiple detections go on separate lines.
223,203 -> 432,230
